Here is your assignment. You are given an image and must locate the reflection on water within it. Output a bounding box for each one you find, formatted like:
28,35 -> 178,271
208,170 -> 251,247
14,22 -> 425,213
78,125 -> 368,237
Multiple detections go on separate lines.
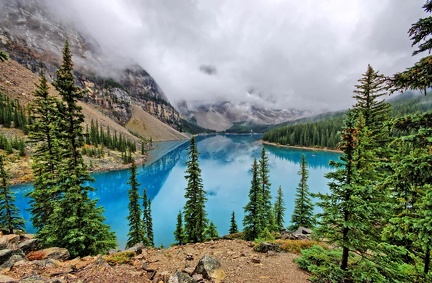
12,134 -> 340,248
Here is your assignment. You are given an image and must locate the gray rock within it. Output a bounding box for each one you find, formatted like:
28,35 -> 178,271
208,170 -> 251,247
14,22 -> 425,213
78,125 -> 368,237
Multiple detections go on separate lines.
0,254 -> 25,269
34,248 -> 69,261
0,249 -> 13,264
194,255 -> 226,282
18,274 -> 48,283
0,274 -> 18,283
168,271 -> 194,283
124,243 -> 144,254
18,239 -> 39,254
254,242 -> 281,253
293,226 -> 312,235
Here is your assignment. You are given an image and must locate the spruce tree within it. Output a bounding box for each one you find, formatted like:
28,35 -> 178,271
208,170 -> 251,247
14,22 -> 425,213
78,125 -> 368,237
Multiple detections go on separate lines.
273,185 -> 286,231
383,113 -> 432,277
126,160 -> 144,248
142,188 -> 154,247
243,158 -> 264,241
229,211 -> 239,234
258,148 -> 275,232
37,41 -> 116,257
290,155 -> 314,230
0,155 -> 25,233
206,221 -> 219,240
27,74 -> 62,231
183,136 -> 208,243
174,210 -> 185,245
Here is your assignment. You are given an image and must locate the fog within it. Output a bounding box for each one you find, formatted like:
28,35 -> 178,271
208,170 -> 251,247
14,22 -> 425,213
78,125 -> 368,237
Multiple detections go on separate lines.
46,0 -> 426,112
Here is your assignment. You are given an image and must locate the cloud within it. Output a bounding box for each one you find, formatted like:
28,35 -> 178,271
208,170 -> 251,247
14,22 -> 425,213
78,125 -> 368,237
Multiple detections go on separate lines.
45,0 -> 427,112
199,64 -> 218,75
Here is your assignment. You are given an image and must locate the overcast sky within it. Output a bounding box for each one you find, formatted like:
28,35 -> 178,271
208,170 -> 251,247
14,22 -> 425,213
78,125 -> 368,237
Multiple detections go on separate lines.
48,0 -> 427,112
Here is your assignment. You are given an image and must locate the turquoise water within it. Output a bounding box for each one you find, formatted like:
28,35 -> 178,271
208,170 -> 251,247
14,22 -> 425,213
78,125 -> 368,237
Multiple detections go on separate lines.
12,134 -> 340,248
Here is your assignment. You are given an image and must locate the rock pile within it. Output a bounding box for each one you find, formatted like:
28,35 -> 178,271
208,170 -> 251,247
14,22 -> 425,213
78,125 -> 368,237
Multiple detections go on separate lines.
280,227 -> 312,240
168,254 -> 226,283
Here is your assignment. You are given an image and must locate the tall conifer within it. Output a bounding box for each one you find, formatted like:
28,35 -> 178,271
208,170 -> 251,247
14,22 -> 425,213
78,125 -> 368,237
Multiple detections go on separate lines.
183,136 -> 208,243
290,155 -> 314,230
229,211 -> 239,234
174,210 -> 184,245
0,155 -> 24,233
126,160 -> 144,248
243,158 -> 263,241
27,74 -> 62,231
37,41 -> 116,257
142,188 -> 154,247
273,185 -> 286,231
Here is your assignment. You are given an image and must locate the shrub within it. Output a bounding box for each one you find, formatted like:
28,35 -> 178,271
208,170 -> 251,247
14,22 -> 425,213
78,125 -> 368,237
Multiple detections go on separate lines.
275,239 -> 327,254
103,251 -> 135,266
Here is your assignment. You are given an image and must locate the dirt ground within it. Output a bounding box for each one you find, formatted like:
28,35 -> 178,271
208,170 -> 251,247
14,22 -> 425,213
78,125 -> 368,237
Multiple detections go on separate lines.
2,239 -> 311,283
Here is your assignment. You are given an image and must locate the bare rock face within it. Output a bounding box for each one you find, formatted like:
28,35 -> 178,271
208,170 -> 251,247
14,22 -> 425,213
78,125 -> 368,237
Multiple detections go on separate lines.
0,0 -> 182,130
34,247 -> 70,261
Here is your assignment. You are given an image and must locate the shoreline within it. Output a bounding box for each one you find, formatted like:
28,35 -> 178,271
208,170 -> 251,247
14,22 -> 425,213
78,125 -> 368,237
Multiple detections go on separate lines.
262,140 -> 342,153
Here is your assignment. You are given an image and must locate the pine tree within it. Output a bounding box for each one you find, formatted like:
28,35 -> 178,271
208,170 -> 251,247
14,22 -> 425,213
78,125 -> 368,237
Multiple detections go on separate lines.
37,41 -> 116,257
206,221 -> 219,240
183,136 -> 208,243
290,155 -> 314,230
243,158 -> 264,241
142,188 -> 154,247
273,186 -> 285,231
229,211 -> 239,234
27,74 -> 62,231
0,155 -> 25,233
126,160 -> 144,248
174,210 -> 185,245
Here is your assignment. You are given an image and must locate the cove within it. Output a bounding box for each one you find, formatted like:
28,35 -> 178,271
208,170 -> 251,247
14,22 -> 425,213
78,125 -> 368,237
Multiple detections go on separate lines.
11,134 -> 340,248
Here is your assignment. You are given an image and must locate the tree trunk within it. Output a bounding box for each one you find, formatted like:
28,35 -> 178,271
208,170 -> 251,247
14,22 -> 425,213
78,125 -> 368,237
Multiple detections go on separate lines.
424,246 -> 430,275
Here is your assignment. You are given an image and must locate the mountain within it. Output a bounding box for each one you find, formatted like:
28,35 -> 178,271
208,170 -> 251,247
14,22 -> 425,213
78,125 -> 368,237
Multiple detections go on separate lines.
0,0 -> 186,139
177,100 -> 308,132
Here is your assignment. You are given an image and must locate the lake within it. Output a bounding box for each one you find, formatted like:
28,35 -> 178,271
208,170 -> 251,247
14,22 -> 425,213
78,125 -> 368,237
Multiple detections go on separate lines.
12,134 -> 340,248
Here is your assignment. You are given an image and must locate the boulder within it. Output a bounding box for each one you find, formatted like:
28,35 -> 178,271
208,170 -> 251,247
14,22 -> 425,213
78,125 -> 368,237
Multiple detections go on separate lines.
194,255 -> 226,283
168,271 -> 195,283
124,243 -> 144,254
0,235 -> 20,249
18,239 -> 39,254
33,247 -> 69,261
0,253 -> 25,270
254,242 -> 281,253
293,227 -> 312,236
0,274 -> 18,283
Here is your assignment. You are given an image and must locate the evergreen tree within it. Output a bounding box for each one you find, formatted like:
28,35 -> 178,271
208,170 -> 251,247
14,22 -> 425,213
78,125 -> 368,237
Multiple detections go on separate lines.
229,211 -> 239,234
126,160 -> 144,248
243,158 -> 264,241
37,41 -> 116,257
383,113 -> 432,277
273,185 -> 285,231
353,64 -> 391,155
142,188 -> 154,247
27,74 -> 62,231
0,50 -> 8,62
183,136 -> 208,243
390,1 -> 432,94
174,210 -> 184,245
258,148 -> 274,232
206,221 -> 219,240
0,155 -> 25,233
290,155 -> 314,230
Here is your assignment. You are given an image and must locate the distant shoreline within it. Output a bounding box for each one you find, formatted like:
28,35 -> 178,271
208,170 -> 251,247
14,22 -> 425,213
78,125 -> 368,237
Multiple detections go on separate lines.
261,140 -> 342,153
